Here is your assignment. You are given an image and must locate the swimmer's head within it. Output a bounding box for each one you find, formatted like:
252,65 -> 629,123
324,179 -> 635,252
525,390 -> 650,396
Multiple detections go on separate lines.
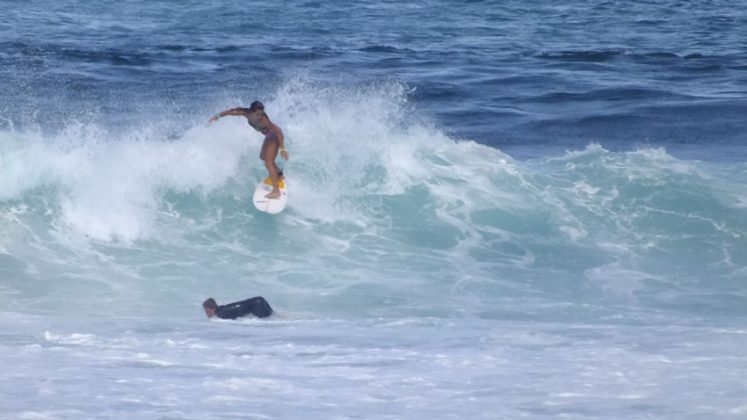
202,298 -> 218,318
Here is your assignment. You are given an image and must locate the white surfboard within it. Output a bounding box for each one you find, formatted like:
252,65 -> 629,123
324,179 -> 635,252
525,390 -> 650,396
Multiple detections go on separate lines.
252,177 -> 288,214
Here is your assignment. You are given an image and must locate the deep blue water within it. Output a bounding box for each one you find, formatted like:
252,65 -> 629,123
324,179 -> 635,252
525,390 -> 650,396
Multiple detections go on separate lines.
1,1 -> 747,419
3,0 -> 746,158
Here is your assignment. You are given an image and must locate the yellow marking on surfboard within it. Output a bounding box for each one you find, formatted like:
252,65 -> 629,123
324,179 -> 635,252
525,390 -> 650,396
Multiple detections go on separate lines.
263,177 -> 285,189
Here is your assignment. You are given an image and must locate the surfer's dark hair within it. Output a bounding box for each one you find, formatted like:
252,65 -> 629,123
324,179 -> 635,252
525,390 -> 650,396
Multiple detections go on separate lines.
249,101 -> 264,112
202,298 -> 218,310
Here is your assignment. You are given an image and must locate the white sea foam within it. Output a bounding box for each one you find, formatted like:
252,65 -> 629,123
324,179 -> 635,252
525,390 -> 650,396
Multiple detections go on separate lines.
3,315 -> 747,419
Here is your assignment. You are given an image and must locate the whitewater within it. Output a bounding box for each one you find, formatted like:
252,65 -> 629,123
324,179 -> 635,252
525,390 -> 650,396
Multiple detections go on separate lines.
2,0 -> 747,418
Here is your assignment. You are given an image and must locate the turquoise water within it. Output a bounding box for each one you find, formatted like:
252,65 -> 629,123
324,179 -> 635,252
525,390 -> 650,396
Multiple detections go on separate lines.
1,1 -> 747,418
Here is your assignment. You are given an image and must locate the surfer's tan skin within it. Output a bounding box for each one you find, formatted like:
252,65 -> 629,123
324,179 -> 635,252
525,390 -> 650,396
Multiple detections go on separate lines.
209,102 -> 289,198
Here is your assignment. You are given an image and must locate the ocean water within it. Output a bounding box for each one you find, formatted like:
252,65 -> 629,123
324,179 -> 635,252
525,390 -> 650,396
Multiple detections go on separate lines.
1,1 -> 747,419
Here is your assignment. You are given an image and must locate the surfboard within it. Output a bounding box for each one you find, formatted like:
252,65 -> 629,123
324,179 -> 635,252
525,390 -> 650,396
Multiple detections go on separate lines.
252,177 -> 288,214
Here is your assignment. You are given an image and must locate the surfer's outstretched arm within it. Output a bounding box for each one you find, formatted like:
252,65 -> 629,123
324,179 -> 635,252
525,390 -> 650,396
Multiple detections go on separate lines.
208,108 -> 249,123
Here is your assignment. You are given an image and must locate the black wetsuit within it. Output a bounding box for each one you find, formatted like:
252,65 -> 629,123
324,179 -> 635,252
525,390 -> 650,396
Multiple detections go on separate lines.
215,296 -> 274,319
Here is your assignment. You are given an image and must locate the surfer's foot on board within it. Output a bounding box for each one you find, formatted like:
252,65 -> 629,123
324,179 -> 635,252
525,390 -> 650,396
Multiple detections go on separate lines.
265,190 -> 281,199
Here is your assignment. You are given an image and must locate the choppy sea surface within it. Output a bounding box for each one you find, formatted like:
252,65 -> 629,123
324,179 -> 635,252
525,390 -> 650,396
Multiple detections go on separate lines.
1,1 -> 746,419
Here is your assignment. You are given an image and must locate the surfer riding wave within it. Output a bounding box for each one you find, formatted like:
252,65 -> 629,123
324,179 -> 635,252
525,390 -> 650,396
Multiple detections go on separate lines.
209,101 -> 289,198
